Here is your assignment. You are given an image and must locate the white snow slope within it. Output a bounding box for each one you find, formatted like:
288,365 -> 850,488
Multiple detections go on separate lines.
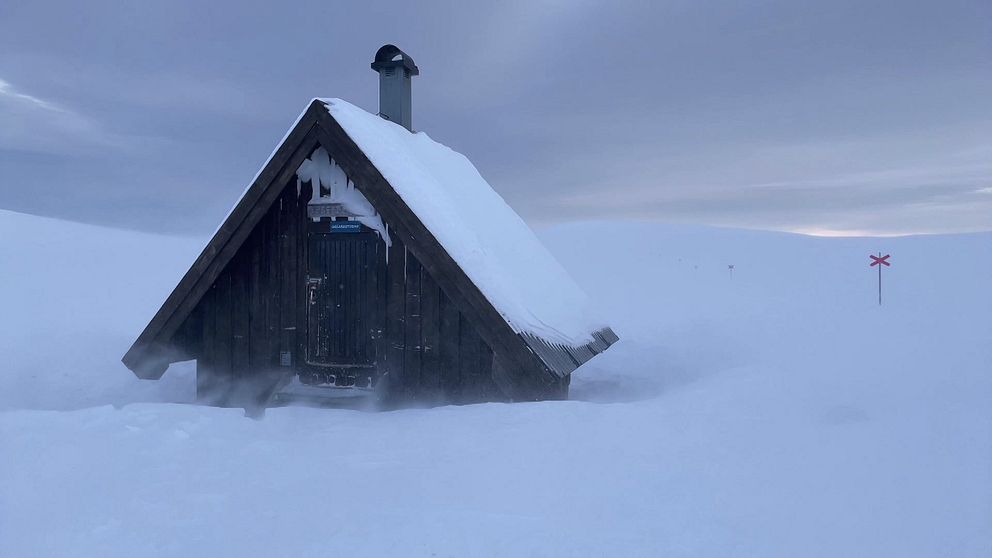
1,209 -> 989,557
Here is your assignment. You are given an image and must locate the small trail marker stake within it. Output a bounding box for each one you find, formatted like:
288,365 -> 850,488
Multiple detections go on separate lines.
869,253 -> 891,305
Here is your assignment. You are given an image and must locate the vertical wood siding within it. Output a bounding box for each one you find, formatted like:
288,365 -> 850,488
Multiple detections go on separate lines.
184,174 -> 502,406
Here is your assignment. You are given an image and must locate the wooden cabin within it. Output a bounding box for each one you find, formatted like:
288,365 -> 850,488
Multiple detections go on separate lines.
122,45 -> 617,408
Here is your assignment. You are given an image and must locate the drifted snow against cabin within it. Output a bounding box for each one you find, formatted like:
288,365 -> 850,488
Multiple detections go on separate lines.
122,45 -> 617,407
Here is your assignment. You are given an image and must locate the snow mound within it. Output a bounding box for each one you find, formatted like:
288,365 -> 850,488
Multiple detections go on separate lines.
0,209 -> 201,411
1,210 -> 990,557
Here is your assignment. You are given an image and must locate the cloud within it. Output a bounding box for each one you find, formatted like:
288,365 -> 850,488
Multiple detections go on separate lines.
1,0 -> 989,235
0,79 -> 65,112
0,78 -> 129,155
505,126 -> 992,235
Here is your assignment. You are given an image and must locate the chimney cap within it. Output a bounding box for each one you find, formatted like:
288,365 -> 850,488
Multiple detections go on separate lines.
371,44 -> 420,76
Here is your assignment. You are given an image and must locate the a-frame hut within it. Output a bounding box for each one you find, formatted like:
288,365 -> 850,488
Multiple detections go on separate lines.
122,45 -> 617,407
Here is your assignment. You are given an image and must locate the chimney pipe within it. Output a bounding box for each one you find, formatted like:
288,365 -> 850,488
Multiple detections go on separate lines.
370,44 -> 419,132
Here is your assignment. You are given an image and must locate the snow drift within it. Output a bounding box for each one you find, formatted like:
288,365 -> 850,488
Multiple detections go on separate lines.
1,209 -> 990,557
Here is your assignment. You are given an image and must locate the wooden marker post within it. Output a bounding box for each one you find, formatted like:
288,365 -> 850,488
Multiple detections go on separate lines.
869,253 -> 891,305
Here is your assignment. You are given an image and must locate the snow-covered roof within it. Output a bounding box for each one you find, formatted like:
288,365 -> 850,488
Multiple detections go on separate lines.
322,98 -> 604,345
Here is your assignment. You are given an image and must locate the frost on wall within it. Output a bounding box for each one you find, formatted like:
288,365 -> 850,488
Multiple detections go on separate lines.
296,147 -> 391,247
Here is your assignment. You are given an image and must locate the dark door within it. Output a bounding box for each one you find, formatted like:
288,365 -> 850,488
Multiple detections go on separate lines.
304,225 -> 384,387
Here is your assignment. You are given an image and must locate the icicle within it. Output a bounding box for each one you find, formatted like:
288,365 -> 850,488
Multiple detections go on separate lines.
296,147 -> 392,247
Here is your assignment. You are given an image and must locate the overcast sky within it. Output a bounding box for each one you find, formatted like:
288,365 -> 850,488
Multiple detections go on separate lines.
1,0 -> 989,236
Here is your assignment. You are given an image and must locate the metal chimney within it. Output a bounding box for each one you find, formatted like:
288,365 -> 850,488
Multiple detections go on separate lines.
370,44 -> 419,131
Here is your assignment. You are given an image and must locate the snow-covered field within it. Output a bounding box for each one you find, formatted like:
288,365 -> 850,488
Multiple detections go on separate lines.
1,208 -> 989,557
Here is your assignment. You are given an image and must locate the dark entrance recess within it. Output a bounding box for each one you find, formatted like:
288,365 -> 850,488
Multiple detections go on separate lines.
301,221 -> 385,388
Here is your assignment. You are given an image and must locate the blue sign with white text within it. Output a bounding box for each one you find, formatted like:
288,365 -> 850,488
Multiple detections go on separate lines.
330,221 -> 362,233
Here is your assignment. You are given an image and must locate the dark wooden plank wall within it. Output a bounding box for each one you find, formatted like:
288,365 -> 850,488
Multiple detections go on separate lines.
179,175 -> 502,406
382,233 -> 502,405
187,178 -> 300,405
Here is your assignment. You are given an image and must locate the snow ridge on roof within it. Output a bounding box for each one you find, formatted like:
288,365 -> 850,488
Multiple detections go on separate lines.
321,98 -> 604,345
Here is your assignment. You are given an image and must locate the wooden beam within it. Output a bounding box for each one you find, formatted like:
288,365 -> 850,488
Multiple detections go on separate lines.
384,236 -> 406,399
278,183 -> 297,366
457,313 -> 480,403
403,253 -> 422,398
419,270 -> 441,401
437,290 -> 460,402
295,180 -> 312,372
231,251 -> 250,380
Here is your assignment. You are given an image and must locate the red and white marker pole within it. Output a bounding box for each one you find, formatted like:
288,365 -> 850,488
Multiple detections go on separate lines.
869,253 -> 891,305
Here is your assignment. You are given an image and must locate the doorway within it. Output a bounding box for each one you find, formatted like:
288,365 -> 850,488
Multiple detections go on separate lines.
303,223 -> 385,387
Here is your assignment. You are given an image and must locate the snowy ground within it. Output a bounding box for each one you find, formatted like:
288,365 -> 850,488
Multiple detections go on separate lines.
1,209 -> 989,557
